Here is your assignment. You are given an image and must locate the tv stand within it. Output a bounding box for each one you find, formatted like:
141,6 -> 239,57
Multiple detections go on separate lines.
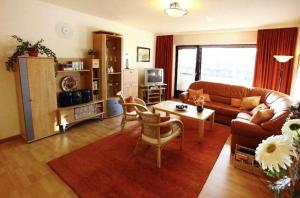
139,83 -> 167,105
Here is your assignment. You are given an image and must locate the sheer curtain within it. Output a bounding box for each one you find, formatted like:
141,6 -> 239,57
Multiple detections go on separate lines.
293,59 -> 300,101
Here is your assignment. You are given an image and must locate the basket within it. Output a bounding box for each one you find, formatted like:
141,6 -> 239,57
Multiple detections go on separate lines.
233,145 -> 264,177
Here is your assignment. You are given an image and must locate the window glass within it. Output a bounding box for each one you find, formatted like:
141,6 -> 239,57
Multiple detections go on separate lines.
176,48 -> 197,91
200,47 -> 257,87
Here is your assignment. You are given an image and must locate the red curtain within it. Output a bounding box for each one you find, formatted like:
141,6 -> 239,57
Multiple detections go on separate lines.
253,27 -> 298,94
155,35 -> 174,100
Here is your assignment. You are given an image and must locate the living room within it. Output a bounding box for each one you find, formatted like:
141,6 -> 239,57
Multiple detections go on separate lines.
1,0 -> 300,197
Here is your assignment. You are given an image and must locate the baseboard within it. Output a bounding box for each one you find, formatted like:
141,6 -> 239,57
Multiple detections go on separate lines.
0,134 -> 21,143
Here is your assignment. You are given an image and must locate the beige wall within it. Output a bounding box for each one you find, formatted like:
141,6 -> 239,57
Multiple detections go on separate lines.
0,0 -> 155,139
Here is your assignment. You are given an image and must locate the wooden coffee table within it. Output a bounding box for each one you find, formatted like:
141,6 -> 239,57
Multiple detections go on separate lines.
152,100 -> 215,142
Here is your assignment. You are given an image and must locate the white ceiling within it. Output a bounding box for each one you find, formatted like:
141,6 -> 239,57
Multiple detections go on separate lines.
40,0 -> 300,34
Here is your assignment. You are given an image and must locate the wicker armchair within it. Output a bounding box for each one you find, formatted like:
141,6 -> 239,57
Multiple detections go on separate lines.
135,110 -> 184,168
118,93 -> 148,131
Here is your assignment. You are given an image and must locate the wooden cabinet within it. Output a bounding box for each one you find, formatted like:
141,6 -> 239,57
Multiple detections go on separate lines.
93,31 -> 123,117
15,57 -> 58,142
55,58 -> 104,131
139,84 -> 167,105
57,100 -> 104,131
123,69 -> 138,97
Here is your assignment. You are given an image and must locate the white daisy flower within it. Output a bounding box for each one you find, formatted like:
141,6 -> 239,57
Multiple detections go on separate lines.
282,119 -> 300,141
255,135 -> 296,172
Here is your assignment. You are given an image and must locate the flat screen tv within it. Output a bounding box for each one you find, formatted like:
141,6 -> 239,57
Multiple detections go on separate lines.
144,68 -> 164,85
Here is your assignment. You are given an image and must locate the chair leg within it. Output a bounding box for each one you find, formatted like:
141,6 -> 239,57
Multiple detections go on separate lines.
157,146 -> 161,168
121,117 -> 126,132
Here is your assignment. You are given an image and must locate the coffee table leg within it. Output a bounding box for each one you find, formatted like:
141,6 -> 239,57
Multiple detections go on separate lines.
198,120 -> 204,142
210,112 -> 215,130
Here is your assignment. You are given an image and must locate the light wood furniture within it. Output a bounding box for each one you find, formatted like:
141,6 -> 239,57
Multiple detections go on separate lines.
86,58 -> 101,101
117,93 -> 148,131
15,56 -> 58,142
135,110 -> 184,168
93,31 -> 123,117
152,100 -> 215,142
0,116 -> 273,198
123,69 -> 138,97
139,83 -> 167,105
56,58 -> 104,131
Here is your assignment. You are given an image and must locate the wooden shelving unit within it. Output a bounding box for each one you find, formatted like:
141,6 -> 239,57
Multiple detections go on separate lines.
56,70 -> 90,73
93,31 -> 123,118
56,58 -> 104,131
139,84 -> 167,105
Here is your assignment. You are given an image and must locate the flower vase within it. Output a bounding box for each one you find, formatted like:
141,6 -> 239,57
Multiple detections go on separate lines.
197,106 -> 203,113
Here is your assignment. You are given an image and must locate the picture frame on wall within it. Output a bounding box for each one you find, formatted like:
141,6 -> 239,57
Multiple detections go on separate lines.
137,47 -> 150,62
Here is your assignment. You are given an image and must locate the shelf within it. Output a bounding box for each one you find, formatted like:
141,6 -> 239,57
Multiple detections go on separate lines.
58,100 -> 104,110
107,72 -> 121,75
93,78 -> 100,80
56,70 -> 90,73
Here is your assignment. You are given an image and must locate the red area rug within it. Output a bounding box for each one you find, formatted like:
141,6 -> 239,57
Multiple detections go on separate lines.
48,122 -> 230,198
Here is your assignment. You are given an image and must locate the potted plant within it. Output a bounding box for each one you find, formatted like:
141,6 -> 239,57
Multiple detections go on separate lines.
87,49 -> 97,59
5,35 -> 58,71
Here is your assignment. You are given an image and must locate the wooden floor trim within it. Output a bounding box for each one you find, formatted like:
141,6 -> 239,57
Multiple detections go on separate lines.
0,134 -> 21,143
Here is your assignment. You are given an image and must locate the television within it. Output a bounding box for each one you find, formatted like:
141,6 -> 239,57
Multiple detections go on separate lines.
144,68 -> 164,85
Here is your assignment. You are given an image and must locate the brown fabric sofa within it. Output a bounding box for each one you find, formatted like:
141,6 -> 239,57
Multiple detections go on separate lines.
179,81 -> 292,153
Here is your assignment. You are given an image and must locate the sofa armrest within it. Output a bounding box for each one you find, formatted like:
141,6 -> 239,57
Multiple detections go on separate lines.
179,91 -> 189,102
231,119 -> 277,139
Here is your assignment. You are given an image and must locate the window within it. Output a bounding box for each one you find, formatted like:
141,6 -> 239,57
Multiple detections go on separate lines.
201,47 -> 256,87
294,57 -> 300,100
174,45 -> 256,97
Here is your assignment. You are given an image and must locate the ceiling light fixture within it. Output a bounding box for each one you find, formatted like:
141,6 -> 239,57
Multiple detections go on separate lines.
164,2 -> 188,17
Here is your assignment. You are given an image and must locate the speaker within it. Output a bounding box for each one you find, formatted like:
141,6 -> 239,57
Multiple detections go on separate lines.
81,89 -> 91,103
72,91 -> 82,105
58,92 -> 73,107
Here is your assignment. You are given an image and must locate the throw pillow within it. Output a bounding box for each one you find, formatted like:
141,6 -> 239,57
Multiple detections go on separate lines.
125,96 -> 135,112
240,96 -> 261,111
250,109 -> 274,125
160,116 -> 171,135
188,89 -> 203,100
231,98 -> 242,108
202,93 -> 211,102
250,103 -> 268,115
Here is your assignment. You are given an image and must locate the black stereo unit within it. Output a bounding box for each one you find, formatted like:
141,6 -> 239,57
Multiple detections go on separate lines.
58,89 -> 91,107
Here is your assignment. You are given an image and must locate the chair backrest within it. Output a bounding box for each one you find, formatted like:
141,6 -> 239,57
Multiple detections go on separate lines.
117,93 -> 127,114
136,110 -> 161,139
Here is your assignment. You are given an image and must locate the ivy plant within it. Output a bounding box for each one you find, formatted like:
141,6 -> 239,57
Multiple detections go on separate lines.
5,35 -> 58,71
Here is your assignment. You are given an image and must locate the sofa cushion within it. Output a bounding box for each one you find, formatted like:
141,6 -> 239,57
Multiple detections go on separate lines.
250,103 -> 268,115
188,89 -> 203,100
204,102 -> 241,117
250,109 -> 275,124
236,112 -> 252,121
231,98 -> 242,108
210,95 -> 230,104
240,96 -> 261,110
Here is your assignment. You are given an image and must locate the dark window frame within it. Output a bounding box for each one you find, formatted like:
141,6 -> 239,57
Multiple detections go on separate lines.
174,44 -> 256,98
